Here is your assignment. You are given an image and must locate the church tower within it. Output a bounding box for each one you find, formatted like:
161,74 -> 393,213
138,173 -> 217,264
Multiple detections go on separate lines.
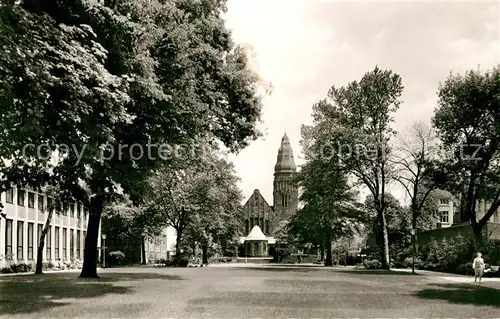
273,133 -> 299,222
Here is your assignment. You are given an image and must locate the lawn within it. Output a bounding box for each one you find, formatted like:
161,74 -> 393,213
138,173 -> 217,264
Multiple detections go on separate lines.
1,266 -> 499,318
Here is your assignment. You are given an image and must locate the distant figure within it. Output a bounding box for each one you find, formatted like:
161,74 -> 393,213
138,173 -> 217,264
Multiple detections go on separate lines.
473,252 -> 485,283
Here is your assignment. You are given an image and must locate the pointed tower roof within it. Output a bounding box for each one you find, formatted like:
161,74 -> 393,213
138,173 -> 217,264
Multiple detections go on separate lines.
246,225 -> 267,241
274,133 -> 296,173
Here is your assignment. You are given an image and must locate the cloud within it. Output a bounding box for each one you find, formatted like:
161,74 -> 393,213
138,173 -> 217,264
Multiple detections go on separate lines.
225,0 -> 500,204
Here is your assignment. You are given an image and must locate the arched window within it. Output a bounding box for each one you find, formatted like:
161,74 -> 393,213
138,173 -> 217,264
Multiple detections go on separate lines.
281,194 -> 288,208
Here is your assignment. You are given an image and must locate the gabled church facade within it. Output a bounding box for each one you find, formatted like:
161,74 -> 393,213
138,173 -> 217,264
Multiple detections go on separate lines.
238,133 -> 299,258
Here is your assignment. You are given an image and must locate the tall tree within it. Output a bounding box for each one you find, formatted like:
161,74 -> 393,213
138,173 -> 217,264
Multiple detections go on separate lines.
307,67 -> 404,269
185,151 -> 243,265
102,195 -> 153,264
0,0 -> 262,277
432,65 -> 500,247
364,193 -> 409,259
392,121 -> 444,272
144,143 -> 244,265
290,126 -> 364,266
145,157 -> 205,261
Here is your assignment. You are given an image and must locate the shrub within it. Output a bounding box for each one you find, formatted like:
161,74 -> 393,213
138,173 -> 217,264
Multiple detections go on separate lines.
155,258 -> 168,266
402,257 -> 423,269
485,240 -> 500,265
420,235 -> 474,272
175,258 -> 189,267
363,259 -> 382,269
1,267 -> 13,273
7,262 -> 32,273
360,246 -> 380,260
109,251 -> 126,266
172,253 -> 189,267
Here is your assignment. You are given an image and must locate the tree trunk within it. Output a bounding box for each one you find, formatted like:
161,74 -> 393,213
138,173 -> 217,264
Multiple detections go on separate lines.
79,195 -> 104,278
324,238 -> 333,266
140,236 -> 146,264
378,209 -> 390,269
411,214 -> 417,274
472,225 -> 484,251
202,244 -> 208,265
174,227 -> 183,261
35,208 -> 54,274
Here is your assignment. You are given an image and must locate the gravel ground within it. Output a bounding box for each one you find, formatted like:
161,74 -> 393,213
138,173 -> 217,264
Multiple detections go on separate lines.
1,265 -> 499,318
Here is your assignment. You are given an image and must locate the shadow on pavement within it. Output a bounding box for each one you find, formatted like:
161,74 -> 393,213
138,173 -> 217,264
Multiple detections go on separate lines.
234,267 -> 316,272
415,283 -> 500,307
96,272 -> 183,282
338,270 -> 418,276
0,272 -> 183,315
267,264 -> 324,268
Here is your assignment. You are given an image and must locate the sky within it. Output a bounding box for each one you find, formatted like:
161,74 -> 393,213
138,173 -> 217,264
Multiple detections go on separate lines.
224,0 -> 500,205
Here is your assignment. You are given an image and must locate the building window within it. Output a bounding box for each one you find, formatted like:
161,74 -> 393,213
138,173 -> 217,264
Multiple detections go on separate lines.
63,202 -> 69,216
440,199 -> 448,205
17,221 -> 24,260
77,230 -> 81,259
70,229 -> 74,259
6,188 -> 14,204
17,189 -> 25,206
83,231 -> 86,256
28,192 -> 35,208
37,224 -> 43,248
282,194 -> 288,208
77,204 -> 82,219
38,195 -> 45,211
440,211 -> 449,224
37,224 -> 44,260
63,228 -> 68,259
55,227 -> 60,260
5,219 -> 13,259
265,220 -> 269,234
46,227 -> 52,260
70,204 -> 75,217
28,223 -> 34,260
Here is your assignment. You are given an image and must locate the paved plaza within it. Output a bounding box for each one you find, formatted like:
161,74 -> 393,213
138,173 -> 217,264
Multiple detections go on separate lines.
1,265 -> 499,318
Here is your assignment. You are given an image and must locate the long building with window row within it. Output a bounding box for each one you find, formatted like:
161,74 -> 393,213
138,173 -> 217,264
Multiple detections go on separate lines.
0,186 -> 101,266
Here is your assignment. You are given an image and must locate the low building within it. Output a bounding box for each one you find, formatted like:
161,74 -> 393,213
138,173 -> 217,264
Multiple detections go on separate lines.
418,192 -> 500,247
430,191 -> 500,229
0,186 -> 99,267
433,191 -> 455,229
238,225 -> 276,257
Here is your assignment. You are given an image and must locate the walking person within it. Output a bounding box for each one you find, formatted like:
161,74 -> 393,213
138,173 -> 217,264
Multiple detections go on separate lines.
473,252 -> 485,283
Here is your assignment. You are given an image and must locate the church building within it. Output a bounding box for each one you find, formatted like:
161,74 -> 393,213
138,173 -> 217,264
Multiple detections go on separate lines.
238,133 -> 299,258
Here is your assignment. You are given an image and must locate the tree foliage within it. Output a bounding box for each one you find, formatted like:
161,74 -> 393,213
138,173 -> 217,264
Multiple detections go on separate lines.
0,0 -> 262,277
183,148 -> 244,264
432,65 -> 500,241
143,143 -> 243,264
289,117 -> 365,266
303,67 -> 404,269
392,121 -> 444,231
